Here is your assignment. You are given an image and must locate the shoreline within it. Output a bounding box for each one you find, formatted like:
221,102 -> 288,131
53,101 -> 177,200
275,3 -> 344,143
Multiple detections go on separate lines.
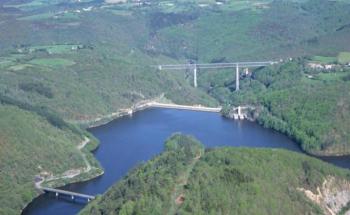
73,100 -> 350,158
22,100 -> 222,214
22,137 -> 104,215
23,101 -> 348,214
71,99 -> 223,129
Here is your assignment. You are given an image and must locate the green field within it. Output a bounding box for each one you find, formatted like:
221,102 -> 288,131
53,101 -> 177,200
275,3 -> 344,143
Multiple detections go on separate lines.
18,13 -> 55,21
4,1 -> 45,10
8,64 -> 33,71
29,58 -> 76,67
311,55 -> 337,64
29,45 -> 81,54
338,52 -> 350,64
309,52 -> 350,64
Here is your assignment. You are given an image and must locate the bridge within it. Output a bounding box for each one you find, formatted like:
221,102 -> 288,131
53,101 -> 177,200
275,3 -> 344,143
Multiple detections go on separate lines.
40,186 -> 95,202
156,61 -> 277,90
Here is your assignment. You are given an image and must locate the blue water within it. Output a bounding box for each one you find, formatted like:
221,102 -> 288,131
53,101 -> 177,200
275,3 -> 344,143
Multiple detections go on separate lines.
22,108 -> 350,215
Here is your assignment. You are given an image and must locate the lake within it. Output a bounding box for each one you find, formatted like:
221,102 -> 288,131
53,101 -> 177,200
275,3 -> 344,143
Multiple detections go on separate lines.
22,108 -> 350,215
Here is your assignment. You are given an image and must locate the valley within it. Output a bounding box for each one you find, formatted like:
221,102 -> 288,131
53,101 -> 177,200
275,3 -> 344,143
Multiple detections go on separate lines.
0,0 -> 350,214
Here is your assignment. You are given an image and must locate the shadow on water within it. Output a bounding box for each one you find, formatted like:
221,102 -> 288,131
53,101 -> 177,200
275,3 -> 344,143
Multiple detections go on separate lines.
22,108 -> 350,215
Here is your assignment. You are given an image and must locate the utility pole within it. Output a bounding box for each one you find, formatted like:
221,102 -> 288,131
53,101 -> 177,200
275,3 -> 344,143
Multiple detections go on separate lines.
236,63 -> 239,91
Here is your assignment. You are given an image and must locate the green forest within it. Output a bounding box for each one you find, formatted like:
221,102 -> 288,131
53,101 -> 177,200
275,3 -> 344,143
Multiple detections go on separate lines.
80,134 -> 350,215
218,60 -> 350,156
0,104 -> 102,214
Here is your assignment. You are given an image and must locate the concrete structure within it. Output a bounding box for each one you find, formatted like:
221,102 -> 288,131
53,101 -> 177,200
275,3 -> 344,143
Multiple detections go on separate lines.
194,64 -> 198,88
40,186 -> 95,202
231,105 -> 252,120
236,64 -> 240,91
148,102 -> 221,112
157,61 -> 277,90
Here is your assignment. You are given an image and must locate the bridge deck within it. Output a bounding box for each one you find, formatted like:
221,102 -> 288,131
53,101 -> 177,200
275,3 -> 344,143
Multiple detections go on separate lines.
41,187 -> 95,200
157,61 -> 277,70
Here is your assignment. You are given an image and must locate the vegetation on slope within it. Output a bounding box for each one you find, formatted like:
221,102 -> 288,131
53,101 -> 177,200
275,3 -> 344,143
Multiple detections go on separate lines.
1,0 -> 350,121
216,59 -> 350,156
80,134 -> 350,215
0,0 -> 220,121
143,0 -> 350,62
0,104 -> 102,215
0,0 -> 350,213
80,134 -> 204,215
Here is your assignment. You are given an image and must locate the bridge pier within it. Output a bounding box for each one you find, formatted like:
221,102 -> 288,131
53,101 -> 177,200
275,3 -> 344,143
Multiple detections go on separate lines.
233,106 -> 245,120
236,64 -> 239,91
193,65 -> 198,88
156,61 -> 276,90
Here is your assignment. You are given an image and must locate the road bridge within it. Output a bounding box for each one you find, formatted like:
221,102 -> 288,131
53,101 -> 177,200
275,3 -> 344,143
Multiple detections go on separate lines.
40,186 -> 95,202
156,61 -> 277,90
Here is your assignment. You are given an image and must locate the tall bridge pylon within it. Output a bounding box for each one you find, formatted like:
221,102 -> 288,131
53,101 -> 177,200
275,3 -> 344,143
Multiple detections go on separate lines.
156,61 -> 277,90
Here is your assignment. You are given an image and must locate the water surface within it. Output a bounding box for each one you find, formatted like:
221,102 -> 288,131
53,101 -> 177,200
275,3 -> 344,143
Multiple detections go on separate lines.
23,108 -> 350,215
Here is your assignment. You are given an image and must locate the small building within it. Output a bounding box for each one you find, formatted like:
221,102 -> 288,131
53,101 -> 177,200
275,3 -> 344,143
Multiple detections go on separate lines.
324,64 -> 334,70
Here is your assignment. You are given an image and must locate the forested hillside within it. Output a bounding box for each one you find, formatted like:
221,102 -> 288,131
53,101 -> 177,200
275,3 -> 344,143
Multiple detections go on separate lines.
1,0 -> 350,122
0,0 -> 221,122
217,59 -> 350,156
0,104 -> 102,215
80,134 -> 350,215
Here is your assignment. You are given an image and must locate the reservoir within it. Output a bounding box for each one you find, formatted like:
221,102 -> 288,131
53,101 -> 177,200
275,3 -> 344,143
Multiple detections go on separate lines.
23,108 -> 350,215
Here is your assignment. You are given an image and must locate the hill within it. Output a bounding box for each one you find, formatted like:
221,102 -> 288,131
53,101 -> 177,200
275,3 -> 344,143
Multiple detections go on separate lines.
0,104 -> 103,215
80,134 -> 350,215
1,0 -> 350,122
216,59 -> 350,156
0,0 -> 219,122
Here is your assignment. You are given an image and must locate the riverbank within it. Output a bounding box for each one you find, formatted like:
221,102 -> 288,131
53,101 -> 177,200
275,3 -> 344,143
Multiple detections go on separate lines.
36,137 -> 104,189
70,95 -> 222,129
223,104 -> 350,157
79,134 -> 350,215
22,137 -> 104,215
22,99 -> 221,214
24,106 -> 350,215
33,98 -> 344,210
148,102 -> 221,112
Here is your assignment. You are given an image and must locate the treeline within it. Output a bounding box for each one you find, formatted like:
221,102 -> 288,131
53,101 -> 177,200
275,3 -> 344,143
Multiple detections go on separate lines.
0,93 -> 84,136
19,82 -> 54,99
